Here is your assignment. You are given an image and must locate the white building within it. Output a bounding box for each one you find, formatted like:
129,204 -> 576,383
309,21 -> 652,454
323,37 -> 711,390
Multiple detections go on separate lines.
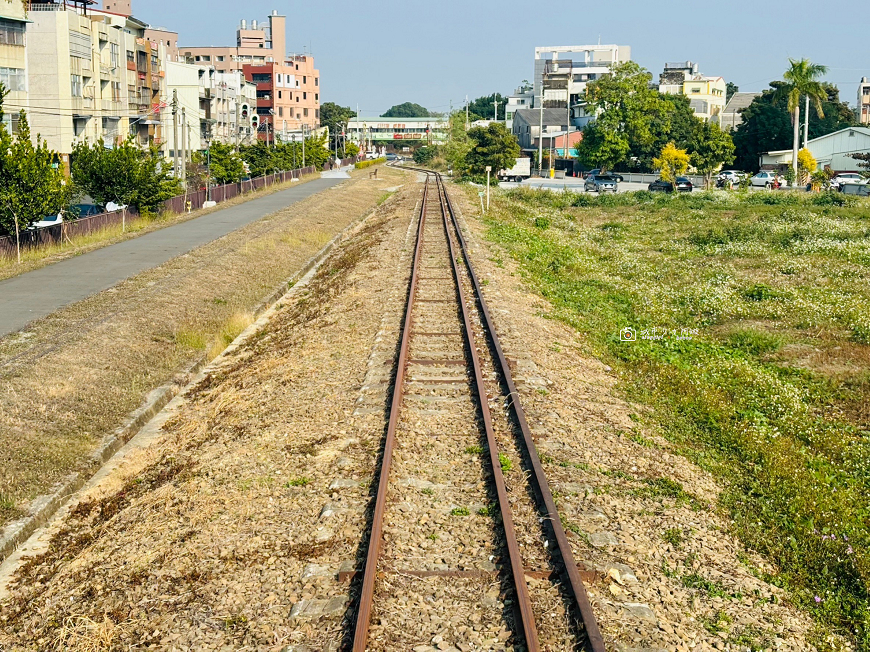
0,0 -> 28,134
164,60 -> 203,160
658,61 -> 727,123
196,66 -> 257,147
533,44 -> 631,127
858,77 -> 870,126
505,84 -> 534,131
761,127 -> 870,172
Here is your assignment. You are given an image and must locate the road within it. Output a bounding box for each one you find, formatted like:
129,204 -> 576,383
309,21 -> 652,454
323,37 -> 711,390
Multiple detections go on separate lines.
0,175 -> 346,338
499,177 -> 650,193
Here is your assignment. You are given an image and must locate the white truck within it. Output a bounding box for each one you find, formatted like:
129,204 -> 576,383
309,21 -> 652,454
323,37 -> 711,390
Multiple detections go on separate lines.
498,157 -> 531,182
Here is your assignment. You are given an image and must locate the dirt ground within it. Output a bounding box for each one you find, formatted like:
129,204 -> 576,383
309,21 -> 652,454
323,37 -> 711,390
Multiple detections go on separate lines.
0,174 -> 823,652
0,166 -> 410,528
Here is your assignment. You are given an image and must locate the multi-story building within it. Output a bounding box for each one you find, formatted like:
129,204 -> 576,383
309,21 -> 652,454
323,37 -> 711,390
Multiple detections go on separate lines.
719,92 -> 760,131
163,60 -> 202,164
179,11 -> 320,138
505,84 -> 534,131
346,117 -> 449,149
196,66 -> 257,147
533,45 -> 631,127
144,26 -> 179,63
0,0 -> 29,133
659,61 -> 727,123
858,77 -> 870,125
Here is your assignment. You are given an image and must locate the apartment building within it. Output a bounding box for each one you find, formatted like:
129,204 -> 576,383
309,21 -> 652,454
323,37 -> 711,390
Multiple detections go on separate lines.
533,45 -> 631,127
0,0 -> 29,133
196,67 -> 257,147
858,77 -> 870,125
179,11 -> 320,136
659,61 -> 727,123
505,84 -> 534,131
163,60 -> 202,162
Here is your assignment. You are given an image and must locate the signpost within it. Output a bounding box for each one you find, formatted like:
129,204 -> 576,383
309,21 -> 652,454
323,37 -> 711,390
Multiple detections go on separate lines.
485,166 -> 492,212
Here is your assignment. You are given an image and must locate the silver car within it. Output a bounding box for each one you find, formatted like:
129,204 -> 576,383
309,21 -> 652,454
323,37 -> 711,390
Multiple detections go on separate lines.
585,174 -> 618,193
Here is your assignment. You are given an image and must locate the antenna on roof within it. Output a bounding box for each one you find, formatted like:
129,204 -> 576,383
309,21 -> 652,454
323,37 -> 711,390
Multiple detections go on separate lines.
598,35 -> 601,46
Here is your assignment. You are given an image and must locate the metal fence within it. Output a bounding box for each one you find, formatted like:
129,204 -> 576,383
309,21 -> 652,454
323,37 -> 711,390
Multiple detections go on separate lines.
0,165 -> 319,258
615,172 -> 706,186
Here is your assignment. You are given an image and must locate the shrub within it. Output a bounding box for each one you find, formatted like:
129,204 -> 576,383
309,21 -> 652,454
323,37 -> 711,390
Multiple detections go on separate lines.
355,157 -> 387,170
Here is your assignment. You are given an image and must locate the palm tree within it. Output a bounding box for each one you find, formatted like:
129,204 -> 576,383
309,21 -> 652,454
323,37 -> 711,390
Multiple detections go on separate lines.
782,58 -> 828,183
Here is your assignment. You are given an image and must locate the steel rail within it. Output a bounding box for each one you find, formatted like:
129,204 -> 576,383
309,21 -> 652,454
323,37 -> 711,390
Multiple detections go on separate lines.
439,174 -> 607,651
352,177 -> 430,652
435,175 -> 542,651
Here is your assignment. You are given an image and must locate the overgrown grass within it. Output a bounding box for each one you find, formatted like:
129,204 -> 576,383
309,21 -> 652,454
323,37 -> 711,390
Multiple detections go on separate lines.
480,186 -> 870,649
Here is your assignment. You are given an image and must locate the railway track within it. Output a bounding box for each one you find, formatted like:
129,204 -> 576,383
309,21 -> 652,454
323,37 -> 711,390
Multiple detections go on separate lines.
351,171 -> 606,651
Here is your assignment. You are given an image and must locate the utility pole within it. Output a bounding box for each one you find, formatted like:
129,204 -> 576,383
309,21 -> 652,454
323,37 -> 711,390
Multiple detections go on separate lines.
538,90 -> 544,177
804,95 -> 810,149
493,97 -> 500,122
172,89 -> 179,180
302,123 -> 306,168
181,107 -> 187,188
465,95 -> 469,130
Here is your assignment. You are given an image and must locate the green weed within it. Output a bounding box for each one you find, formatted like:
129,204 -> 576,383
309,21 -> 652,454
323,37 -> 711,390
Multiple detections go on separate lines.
498,453 -> 512,473
450,506 -> 470,517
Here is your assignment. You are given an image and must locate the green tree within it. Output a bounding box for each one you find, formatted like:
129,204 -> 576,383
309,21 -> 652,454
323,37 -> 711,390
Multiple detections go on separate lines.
576,62 -> 666,171
726,82 -> 739,102
468,93 -> 508,120
341,141 -> 360,159
465,122 -> 520,177
442,112 -> 472,175
413,145 -> 438,165
689,121 -> 735,188
0,112 -> 72,262
628,93 -> 700,172
653,142 -> 690,186
239,141 -> 276,177
192,141 -> 244,186
71,137 -> 179,222
320,102 -> 355,151
382,102 -> 430,118
782,58 -> 828,179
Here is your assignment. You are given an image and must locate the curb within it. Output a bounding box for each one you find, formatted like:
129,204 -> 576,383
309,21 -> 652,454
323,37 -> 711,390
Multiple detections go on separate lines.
0,187 -> 395,565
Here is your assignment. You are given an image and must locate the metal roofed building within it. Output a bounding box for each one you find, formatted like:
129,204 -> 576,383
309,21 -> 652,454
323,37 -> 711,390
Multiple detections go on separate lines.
511,108 -> 570,151
761,127 -> 870,172
719,92 -> 760,131
346,116 -> 448,148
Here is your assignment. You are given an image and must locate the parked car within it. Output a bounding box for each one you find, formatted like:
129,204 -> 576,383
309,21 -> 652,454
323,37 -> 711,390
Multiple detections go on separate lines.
29,213 -> 63,230
648,177 -> 693,193
716,170 -> 745,188
69,203 -> 102,218
831,173 -> 864,191
385,153 -> 398,161
586,168 -> 624,182
750,171 -> 779,188
841,182 -> 870,197
585,174 -> 618,193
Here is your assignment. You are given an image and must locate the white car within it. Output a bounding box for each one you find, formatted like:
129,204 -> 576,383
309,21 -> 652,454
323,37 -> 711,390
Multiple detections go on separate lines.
29,213 -> 63,230
831,173 -> 864,189
750,171 -> 778,188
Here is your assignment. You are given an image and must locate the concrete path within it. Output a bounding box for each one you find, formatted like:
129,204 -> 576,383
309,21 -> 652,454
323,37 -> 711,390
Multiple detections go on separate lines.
0,176 -> 346,338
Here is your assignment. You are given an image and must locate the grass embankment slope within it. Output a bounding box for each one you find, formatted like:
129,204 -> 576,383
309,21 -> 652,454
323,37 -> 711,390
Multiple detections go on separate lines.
478,187 -> 869,650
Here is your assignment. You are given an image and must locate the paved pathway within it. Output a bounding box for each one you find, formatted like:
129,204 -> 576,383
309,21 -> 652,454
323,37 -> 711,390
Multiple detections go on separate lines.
0,176 -> 346,337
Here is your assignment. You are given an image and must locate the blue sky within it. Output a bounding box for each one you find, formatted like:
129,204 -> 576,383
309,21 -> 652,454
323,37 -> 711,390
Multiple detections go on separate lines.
136,0 -> 866,116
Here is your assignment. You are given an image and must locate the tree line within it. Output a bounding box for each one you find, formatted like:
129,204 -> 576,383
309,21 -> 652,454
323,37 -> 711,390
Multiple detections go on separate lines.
0,83 -> 331,257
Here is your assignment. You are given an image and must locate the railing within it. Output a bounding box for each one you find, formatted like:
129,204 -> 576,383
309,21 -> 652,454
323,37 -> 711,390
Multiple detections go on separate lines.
0,165 -> 321,258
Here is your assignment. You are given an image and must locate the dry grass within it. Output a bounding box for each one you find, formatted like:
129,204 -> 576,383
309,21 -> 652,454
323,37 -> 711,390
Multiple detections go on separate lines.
0,173 -> 320,283
0,167 -> 411,527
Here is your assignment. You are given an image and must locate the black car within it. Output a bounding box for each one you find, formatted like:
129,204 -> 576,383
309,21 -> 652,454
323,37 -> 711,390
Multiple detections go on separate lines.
648,177 -> 693,193
587,168 -> 624,182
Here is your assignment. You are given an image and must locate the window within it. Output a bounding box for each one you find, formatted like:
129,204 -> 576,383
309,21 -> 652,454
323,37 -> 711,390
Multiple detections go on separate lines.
303,108 -> 308,117
111,81 -> 121,102
256,90 -> 271,99
315,77 -> 319,87
110,43 -> 120,68
315,93 -> 318,101
0,67 -> 25,92
276,74 -> 281,83
71,74 -> 83,97
278,90 -> 282,99
2,112 -> 21,134
0,19 -> 26,46
126,50 -> 134,62
256,107 -> 270,115
303,92 -> 307,100
69,32 -> 92,60
279,107 -> 283,117
151,54 -> 158,67
251,73 -> 272,83
303,76 -> 307,84
217,55 -> 225,61
315,109 -> 319,119
690,87 -> 701,94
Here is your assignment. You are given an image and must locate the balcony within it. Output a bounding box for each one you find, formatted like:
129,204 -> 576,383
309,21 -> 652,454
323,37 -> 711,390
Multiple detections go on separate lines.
102,99 -> 122,114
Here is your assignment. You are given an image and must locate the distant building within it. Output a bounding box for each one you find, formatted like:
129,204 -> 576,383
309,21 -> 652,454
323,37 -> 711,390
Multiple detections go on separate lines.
164,61 -> 203,159
511,108 -> 579,152
719,92 -> 760,131
145,26 -> 179,63
658,61 -> 726,123
102,0 -> 130,15
505,84 -> 534,131
179,11 -> 320,138
0,0 -> 29,134
534,45 -> 631,128
346,117 -> 448,148
26,1 -> 165,159
858,77 -> 870,125
196,67 -> 258,147
761,127 -> 870,172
